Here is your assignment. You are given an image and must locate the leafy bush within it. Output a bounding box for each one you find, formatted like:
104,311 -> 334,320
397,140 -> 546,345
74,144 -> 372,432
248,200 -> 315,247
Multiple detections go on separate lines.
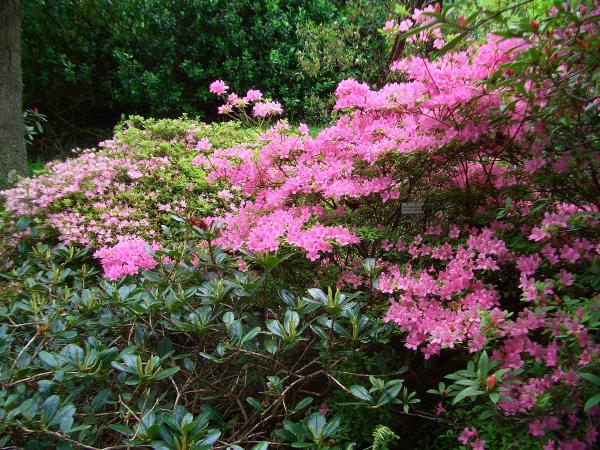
195,1 -> 600,447
0,219 -> 414,448
22,0 -> 391,158
1,116 -> 256,254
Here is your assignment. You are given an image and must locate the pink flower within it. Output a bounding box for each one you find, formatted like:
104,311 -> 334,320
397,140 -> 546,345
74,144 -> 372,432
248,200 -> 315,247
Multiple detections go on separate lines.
217,189 -> 233,200
244,89 -> 263,102
94,238 -> 157,280
516,254 -> 541,276
252,101 -> 283,118
433,38 -> 445,49
196,138 -> 212,151
471,439 -> 486,450
209,80 -> 229,95
524,157 -> 546,173
298,123 -> 310,135
383,20 -> 396,32
586,426 -> 598,446
217,104 -> 232,115
459,427 -> 478,445
560,245 -> 581,263
559,269 -> 573,286
237,258 -> 248,272
381,239 -> 393,251
318,403 -> 329,415
529,419 -> 546,437
398,19 -> 413,32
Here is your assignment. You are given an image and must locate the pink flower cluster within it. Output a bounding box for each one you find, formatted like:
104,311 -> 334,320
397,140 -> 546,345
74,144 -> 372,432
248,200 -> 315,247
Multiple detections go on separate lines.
252,101 -> 284,117
459,427 -> 485,450
375,211 -> 599,445
94,238 -> 158,280
0,119 -> 230,249
196,35 -> 531,261
382,228 -> 509,357
209,81 -> 283,119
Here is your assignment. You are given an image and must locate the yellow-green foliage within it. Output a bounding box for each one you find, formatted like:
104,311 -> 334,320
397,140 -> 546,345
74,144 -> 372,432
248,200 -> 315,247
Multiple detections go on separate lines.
1,116 -> 259,249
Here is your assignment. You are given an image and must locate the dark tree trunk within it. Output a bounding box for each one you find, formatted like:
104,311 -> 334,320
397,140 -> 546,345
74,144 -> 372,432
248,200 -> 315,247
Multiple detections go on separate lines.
0,0 -> 26,179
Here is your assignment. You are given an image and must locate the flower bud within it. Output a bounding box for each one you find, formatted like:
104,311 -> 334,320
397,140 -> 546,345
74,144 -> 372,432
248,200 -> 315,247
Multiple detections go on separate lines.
486,374 -> 497,391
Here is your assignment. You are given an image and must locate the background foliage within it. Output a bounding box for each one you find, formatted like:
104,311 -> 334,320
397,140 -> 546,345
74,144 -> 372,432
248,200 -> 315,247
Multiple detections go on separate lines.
22,0 -> 391,159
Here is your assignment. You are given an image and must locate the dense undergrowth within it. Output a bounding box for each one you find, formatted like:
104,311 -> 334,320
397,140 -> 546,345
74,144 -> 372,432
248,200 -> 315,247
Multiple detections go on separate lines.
2,1 -> 600,449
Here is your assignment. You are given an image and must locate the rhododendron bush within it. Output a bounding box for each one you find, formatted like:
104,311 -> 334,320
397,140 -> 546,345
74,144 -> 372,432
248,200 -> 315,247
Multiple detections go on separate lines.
192,2 -> 600,447
1,1 -> 599,449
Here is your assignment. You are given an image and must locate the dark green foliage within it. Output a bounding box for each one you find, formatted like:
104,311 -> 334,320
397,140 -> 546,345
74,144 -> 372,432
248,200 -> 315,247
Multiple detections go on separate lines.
0,219 -> 416,448
22,0 -> 391,157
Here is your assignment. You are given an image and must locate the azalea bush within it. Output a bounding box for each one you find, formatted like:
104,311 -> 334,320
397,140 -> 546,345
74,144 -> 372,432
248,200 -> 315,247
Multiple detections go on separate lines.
0,116 -> 257,257
2,1 -> 600,449
0,219 -> 414,449
192,1 -> 600,447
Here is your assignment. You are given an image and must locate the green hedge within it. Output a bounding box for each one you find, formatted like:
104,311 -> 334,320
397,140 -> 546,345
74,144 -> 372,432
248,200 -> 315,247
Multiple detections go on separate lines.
22,0 -> 390,157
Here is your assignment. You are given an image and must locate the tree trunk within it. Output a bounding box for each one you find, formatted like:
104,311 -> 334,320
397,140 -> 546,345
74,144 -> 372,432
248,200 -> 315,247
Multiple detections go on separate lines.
0,0 -> 26,179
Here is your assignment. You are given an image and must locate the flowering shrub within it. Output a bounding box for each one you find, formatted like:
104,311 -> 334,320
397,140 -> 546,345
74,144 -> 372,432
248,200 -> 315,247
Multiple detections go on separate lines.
0,220 -> 405,449
1,1 -> 599,449
193,2 -> 600,448
209,81 -> 284,124
0,116 -> 256,253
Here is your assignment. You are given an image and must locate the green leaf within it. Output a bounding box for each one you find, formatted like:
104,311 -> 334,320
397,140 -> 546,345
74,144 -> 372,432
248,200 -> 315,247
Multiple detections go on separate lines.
279,289 -> 296,307
489,392 -> 500,404
584,393 -> 600,411
240,327 -> 261,346
39,351 -> 59,368
264,339 -> 278,354
478,351 -> 490,381
307,288 -> 327,304
42,395 -> 60,422
291,397 -> 313,413
199,430 -> 221,446
306,413 -> 326,440
478,409 -> 493,420
283,310 -> 300,335
378,381 -> 403,406
452,386 -> 484,405
579,372 -> 600,386
108,424 -> 132,436
15,217 -> 32,232
247,397 -> 262,410
142,270 -> 163,282
49,404 -> 75,431
250,442 -> 269,450
153,366 -> 180,381
158,337 -> 173,358
322,416 -> 341,438
348,385 -> 373,402
266,320 -> 283,337
91,388 -> 111,411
